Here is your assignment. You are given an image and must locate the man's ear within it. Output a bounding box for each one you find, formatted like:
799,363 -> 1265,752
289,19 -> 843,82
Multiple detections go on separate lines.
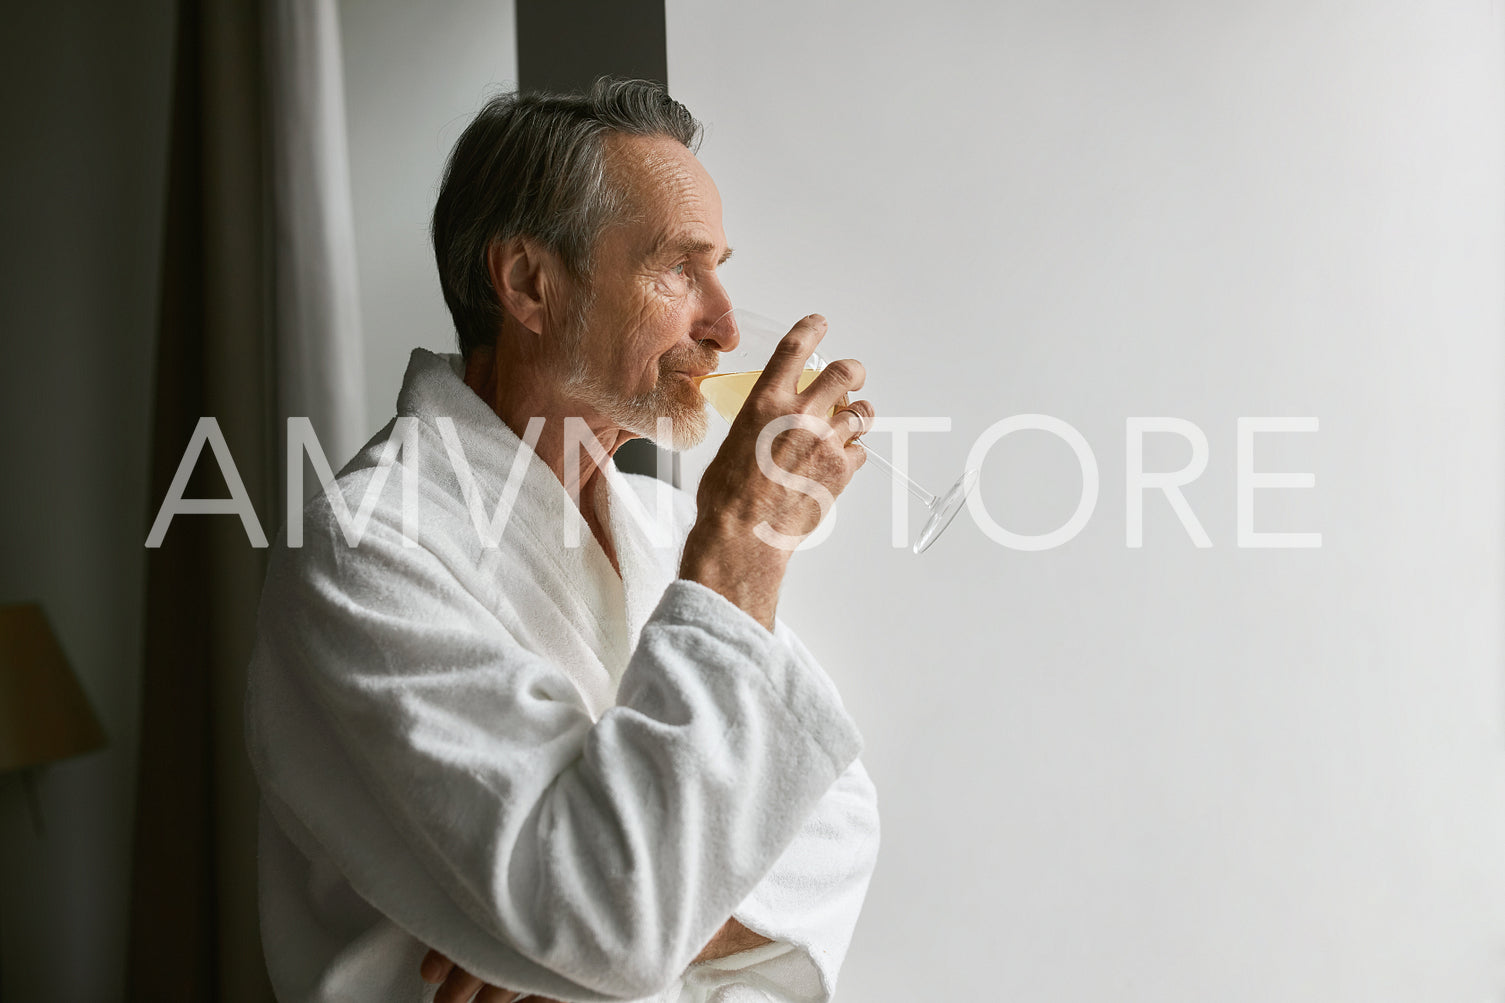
486,236 -> 563,337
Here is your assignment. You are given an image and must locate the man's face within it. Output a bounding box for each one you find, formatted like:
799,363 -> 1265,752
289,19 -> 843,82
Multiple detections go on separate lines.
557,133 -> 736,450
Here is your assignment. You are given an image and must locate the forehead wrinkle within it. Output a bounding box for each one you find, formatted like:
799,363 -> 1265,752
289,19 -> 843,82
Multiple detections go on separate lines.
601,133 -> 725,264
606,135 -> 701,207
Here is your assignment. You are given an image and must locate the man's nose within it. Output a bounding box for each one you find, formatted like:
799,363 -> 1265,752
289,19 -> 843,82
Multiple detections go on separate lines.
695,283 -> 739,352
697,308 -> 739,353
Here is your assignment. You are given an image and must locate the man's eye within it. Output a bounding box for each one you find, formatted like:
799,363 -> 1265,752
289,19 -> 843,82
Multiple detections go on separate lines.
670,263 -> 686,277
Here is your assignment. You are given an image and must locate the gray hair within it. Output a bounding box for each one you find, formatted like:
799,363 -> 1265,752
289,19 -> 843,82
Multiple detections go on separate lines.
431,77 -> 702,358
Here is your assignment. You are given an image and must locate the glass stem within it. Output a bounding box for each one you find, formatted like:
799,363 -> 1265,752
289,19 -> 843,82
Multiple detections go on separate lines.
859,443 -> 937,508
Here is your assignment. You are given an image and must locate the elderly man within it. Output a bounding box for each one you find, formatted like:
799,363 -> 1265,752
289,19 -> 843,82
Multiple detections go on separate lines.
245,79 -> 879,1002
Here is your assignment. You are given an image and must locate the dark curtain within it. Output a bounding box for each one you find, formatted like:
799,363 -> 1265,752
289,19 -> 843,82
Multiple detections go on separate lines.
126,0 -> 276,999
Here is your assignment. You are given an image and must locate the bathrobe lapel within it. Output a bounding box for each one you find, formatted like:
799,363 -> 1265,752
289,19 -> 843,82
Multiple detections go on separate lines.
397,349 -> 687,721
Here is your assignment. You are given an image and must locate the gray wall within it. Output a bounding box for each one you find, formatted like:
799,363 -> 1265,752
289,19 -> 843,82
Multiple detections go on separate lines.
338,0 -> 518,441
668,1 -> 1505,999
0,1 -> 175,1000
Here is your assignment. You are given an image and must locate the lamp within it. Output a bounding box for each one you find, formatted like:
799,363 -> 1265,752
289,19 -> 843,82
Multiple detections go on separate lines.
0,602 -> 107,832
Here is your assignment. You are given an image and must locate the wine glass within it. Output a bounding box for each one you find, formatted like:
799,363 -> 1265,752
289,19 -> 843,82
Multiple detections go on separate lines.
694,308 -> 978,554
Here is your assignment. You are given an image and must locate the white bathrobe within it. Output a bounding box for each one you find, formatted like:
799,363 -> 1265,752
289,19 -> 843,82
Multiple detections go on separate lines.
245,349 -> 880,1002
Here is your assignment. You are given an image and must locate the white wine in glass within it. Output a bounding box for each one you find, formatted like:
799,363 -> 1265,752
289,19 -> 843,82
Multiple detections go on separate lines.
696,368 -> 821,422
694,308 -> 978,554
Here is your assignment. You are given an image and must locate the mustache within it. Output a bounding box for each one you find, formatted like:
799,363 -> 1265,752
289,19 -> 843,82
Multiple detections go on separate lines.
661,343 -> 722,376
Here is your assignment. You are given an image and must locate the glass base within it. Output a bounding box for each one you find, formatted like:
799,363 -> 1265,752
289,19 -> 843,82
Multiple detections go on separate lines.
913,468 -> 980,554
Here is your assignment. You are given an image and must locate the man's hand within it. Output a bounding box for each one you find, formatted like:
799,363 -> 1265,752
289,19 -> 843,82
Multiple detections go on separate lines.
419,918 -> 775,1000
681,313 -> 875,629
691,918 -> 775,965
419,950 -> 562,1003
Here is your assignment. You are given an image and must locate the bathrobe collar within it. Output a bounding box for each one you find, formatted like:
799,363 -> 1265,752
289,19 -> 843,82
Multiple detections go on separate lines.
394,348 -> 688,710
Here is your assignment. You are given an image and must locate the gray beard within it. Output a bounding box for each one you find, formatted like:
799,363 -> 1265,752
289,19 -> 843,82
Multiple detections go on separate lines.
552,280 -> 712,450
560,349 -> 710,451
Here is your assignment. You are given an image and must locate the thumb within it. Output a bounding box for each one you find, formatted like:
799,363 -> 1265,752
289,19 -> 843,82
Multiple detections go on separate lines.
419,949 -> 454,984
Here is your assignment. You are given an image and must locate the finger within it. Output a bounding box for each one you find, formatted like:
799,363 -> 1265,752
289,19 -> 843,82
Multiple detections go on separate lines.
848,439 -> 869,475
751,314 -> 828,396
435,968 -> 486,1003
801,357 -> 866,416
475,987 -> 526,1002
832,399 -> 876,443
421,950 -> 455,985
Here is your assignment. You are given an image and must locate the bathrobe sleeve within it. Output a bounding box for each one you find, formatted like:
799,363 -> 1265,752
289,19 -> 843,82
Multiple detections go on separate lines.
244,511 -> 864,1003
675,624 -> 878,1003
616,471 -> 879,1002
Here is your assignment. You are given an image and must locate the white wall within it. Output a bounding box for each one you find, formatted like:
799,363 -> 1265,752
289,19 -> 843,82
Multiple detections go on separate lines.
0,2 -> 175,1000
338,0 -> 518,442
668,2 -> 1505,999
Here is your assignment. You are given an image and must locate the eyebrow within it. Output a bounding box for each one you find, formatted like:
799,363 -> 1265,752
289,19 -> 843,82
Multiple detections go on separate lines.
650,233 -> 734,266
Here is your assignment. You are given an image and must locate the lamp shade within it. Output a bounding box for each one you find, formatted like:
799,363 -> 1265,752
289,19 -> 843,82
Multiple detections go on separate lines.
0,602 -> 107,772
